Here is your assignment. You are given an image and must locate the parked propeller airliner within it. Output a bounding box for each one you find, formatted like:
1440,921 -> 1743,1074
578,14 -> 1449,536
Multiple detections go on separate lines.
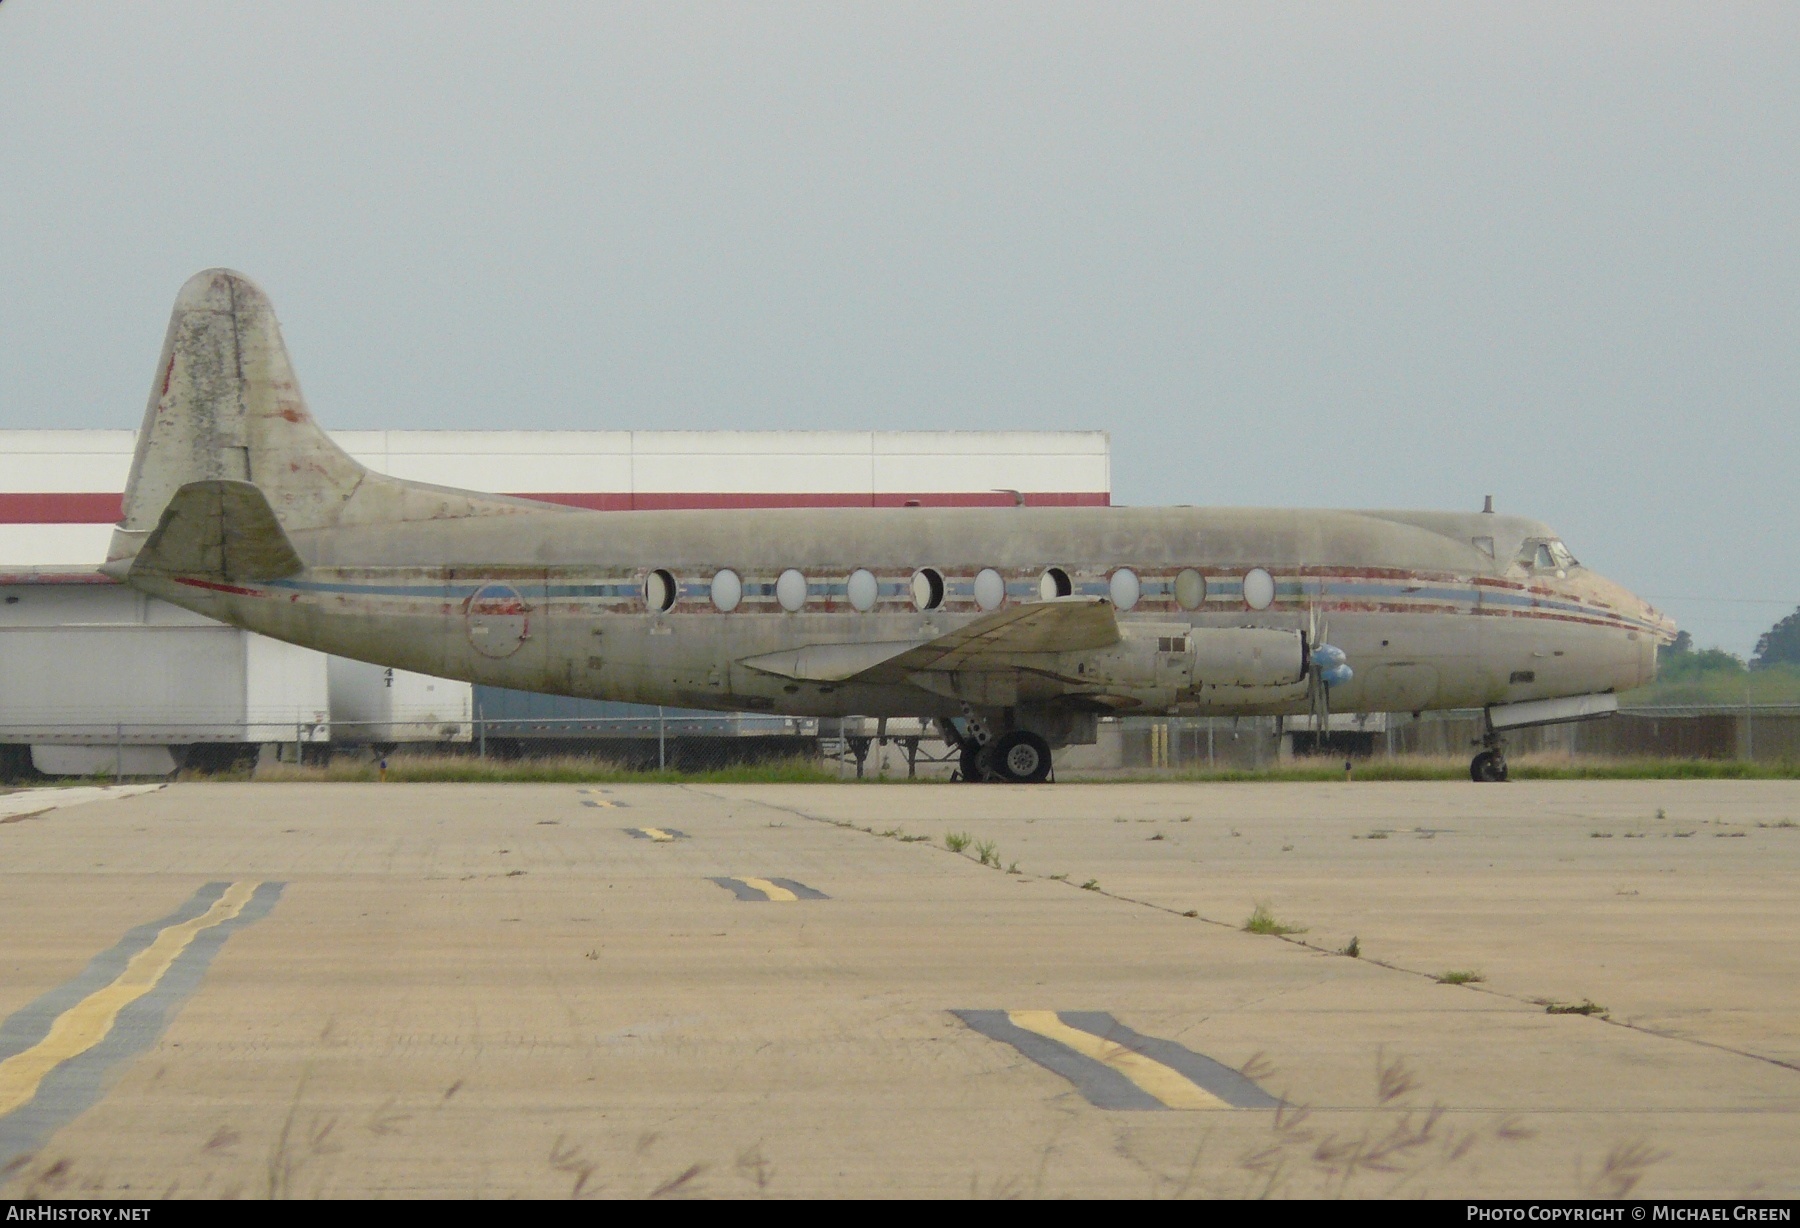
101,271 -> 1675,782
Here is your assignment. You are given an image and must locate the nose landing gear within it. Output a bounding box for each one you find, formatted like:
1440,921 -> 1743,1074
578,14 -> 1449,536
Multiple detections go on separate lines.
1471,714 -> 1510,782
1470,748 -> 1509,783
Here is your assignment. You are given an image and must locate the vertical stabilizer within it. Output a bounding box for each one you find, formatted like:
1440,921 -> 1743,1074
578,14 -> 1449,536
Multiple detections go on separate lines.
110,269 -> 365,565
107,269 -> 555,572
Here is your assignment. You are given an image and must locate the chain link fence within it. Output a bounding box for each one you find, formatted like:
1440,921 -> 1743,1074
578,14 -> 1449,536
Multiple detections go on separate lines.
3,705 -> 1796,780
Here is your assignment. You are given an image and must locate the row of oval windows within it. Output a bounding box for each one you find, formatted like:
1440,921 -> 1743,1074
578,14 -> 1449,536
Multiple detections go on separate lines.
646,566 -> 1282,614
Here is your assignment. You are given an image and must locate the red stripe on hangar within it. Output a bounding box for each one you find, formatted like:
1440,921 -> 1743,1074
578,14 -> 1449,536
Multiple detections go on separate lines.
0,493 -> 125,523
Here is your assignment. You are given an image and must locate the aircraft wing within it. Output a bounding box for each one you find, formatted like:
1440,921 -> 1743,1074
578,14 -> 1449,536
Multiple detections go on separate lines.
738,597 -> 1119,683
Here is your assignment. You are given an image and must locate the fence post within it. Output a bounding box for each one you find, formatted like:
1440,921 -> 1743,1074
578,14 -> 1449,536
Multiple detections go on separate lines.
477,702 -> 486,759
115,722 -> 123,780
657,706 -> 666,771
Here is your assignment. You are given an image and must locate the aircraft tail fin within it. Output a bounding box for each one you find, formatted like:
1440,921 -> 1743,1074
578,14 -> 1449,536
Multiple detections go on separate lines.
107,268 -> 556,572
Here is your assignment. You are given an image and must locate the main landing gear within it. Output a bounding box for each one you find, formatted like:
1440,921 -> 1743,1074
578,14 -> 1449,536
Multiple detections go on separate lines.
942,717 -> 1054,784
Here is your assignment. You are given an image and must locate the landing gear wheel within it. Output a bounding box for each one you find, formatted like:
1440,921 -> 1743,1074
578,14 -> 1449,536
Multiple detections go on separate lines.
958,743 -> 985,783
1470,749 -> 1509,783
986,731 -> 1053,784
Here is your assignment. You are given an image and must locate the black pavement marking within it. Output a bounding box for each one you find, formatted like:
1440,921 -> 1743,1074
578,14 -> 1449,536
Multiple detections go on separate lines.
1056,1012 -> 1283,1109
953,1010 -> 1282,1111
709,877 -> 768,901
954,1010 -> 1164,1110
706,877 -> 830,902
0,882 -> 286,1171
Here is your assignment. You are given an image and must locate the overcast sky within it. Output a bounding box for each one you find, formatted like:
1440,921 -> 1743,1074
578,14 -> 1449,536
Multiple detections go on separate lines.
1,2 -> 1794,653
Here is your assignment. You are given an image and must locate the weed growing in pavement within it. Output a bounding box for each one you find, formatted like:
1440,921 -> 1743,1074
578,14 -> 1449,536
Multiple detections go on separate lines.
1545,999 -> 1608,1017
1163,1050 -> 1548,1199
1243,902 -> 1307,936
974,839 -> 1000,867
944,831 -> 972,853
1080,879 -> 1100,891
1579,1139 -> 1670,1199
1434,970 -> 1484,985
1341,936 -> 1360,958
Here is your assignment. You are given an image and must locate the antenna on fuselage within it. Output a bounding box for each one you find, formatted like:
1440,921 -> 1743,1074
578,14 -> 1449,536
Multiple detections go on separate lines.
1482,495 -> 1495,514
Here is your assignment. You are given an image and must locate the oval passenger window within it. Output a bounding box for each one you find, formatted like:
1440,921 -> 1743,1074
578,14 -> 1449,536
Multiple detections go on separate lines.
776,569 -> 808,612
645,569 -> 677,613
974,568 -> 1006,611
846,568 -> 878,612
1243,567 -> 1275,611
1039,568 -> 1072,600
1174,568 -> 1205,611
911,568 -> 945,612
1110,568 -> 1140,611
710,569 -> 742,613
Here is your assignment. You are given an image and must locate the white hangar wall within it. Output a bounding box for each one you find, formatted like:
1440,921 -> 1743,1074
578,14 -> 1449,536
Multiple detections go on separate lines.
0,429 -> 1111,773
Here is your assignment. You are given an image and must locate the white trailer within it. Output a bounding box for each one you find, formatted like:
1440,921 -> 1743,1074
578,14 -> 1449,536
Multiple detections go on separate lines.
0,574 -> 329,775
328,657 -> 472,745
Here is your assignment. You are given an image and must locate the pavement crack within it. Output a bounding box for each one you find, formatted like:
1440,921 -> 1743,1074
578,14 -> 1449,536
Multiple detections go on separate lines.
682,785 -> 1800,1082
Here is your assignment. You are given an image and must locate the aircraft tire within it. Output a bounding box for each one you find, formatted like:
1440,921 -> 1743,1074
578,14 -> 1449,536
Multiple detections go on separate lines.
988,731 -> 1053,784
1470,750 -> 1509,783
959,743 -> 986,783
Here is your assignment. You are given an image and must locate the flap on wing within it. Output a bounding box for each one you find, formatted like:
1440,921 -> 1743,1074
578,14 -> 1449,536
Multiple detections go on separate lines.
890,596 -> 1119,671
133,479 -> 304,582
739,597 -> 1119,684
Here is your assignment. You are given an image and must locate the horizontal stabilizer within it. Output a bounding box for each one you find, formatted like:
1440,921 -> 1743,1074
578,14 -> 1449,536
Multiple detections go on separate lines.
738,597 -> 1119,685
128,480 -> 304,583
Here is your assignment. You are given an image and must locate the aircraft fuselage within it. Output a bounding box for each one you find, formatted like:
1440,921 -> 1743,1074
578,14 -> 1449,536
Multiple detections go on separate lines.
130,502 -> 1665,723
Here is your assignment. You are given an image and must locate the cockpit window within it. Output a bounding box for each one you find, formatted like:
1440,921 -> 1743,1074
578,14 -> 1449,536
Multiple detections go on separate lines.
1518,538 -> 1580,573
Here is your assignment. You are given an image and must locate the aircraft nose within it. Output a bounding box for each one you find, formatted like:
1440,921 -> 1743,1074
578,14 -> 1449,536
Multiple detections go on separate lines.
1634,594 -> 1678,645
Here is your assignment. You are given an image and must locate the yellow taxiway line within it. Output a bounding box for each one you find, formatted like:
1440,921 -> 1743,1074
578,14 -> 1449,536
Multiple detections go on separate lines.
0,882 -> 258,1118
638,827 -> 676,842
1005,1010 -> 1230,1110
739,877 -> 799,902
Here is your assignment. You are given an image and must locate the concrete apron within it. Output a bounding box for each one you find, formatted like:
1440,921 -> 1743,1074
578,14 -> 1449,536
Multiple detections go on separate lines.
0,780 -> 1794,1198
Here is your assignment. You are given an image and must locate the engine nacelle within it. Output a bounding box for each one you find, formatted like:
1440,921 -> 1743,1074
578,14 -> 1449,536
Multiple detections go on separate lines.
1062,624 -> 1307,709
